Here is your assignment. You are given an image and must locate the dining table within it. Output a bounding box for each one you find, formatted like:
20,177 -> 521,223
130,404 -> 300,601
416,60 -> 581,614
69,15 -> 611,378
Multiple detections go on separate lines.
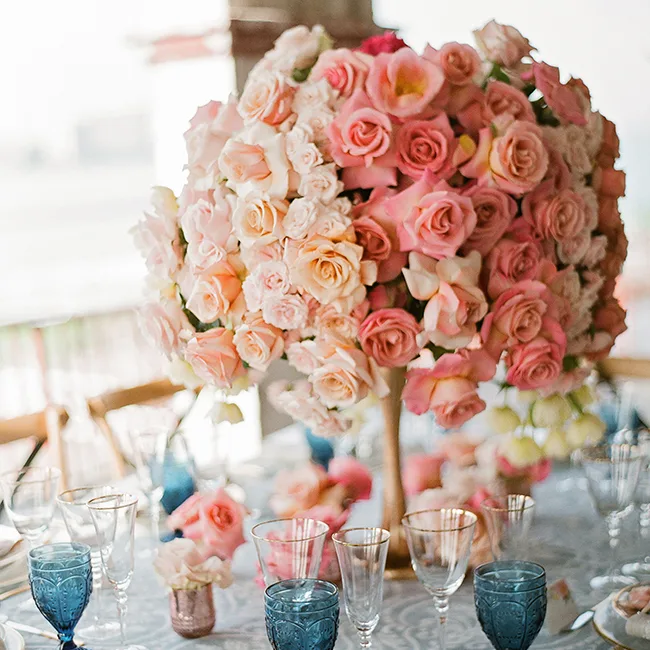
0,424 -> 639,649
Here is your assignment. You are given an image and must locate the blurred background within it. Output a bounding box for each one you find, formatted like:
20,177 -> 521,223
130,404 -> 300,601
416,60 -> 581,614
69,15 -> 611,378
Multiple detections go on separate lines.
1,0 -> 648,483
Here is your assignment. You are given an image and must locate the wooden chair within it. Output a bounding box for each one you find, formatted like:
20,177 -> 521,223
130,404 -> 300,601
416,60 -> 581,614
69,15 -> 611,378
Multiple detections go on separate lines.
0,405 -> 70,507
598,357 -> 650,380
86,379 -> 201,477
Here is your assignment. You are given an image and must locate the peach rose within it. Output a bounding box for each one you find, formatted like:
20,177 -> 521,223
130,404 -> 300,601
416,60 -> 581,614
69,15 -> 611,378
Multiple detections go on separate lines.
139,301 -> 191,360
233,313 -> 284,371
328,457 -> 373,501
386,172 -> 477,260
533,63 -> 587,126
366,48 -> 445,119
238,70 -> 295,126
311,346 -> 389,408
505,321 -> 567,390
242,260 -> 291,310
184,328 -> 245,388
473,20 -> 533,67
219,140 -> 270,184
461,185 -> 517,256
262,294 -> 309,330
286,340 -> 324,374
462,120 -> 549,196
233,195 -> 287,246
395,113 -> 455,180
403,454 -> 444,496
483,80 -> 535,123
485,235 -> 543,299
314,303 -> 366,343
310,49 -> 373,98
186,259 -> 245,324
428,42 -> 481,86
328,89 -> 395,168
290,237 -> 366,305
358,308 -> 422,368
269,463 -> 329,517
481,280 -> 555,357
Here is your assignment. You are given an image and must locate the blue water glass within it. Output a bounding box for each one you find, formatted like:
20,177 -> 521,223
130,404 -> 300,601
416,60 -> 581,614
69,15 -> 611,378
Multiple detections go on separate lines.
474,561 -> 547,650
265,578 -> 339,650
28,542 -> 93,650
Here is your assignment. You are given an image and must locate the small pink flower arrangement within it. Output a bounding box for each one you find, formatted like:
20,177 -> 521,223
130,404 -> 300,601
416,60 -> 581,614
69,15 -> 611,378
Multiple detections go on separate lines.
135,20 -> 627,438
166,489 -> 247,562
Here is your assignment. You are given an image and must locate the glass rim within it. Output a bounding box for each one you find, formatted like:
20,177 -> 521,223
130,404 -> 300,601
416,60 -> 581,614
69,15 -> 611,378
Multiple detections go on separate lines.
402,508 -> 478,533
57,485 -> 116,506
28,542 -> 92,570
332,527 -> 390,547
251,517 -> 330,543
480,495 -> 535,513
264,578 -> 339,610
0,466 -> 61,485
87,492 -> 138,511
474,560 -> 546,581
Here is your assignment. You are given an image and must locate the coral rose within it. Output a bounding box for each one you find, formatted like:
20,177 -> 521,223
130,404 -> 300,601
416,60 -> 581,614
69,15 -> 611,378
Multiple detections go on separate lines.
233,313 -> 284,371
533,63 -> 587,126
485,236 -> 544,299
328,457 -> 373,501
483,81 -> 535,123
429,42 -> 481,86
184,328 -> 245,388
358,308 -> 422,368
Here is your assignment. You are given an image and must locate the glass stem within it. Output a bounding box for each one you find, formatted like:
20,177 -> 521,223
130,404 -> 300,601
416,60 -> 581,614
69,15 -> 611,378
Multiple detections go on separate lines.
606,513 -> 621,577
357,629 -> 372,648
150,496 -> 161,546
90,550 -> 104,620
433,596 -> 449,650
640,503 -> 650,562
115,586 -> 128,646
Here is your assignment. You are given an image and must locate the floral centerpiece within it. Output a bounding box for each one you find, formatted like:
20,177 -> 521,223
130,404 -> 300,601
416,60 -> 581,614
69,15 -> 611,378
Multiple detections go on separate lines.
134,20 -> 627,572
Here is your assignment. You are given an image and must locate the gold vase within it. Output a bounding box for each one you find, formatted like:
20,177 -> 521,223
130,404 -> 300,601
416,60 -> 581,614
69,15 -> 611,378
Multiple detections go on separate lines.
380,367 -> 414,579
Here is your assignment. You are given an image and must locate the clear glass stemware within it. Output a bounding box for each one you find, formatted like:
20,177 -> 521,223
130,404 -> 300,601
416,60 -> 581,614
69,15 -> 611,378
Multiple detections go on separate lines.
480,495 -> 535,561
403,508 -> 477,650
88,493 -> 148,650
332,527 -> 390,648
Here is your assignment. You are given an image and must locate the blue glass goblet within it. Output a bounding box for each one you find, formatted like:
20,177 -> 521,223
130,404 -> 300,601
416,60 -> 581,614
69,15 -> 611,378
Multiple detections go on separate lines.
28,542 -> 93,650
265,578 -> 339,650
474,561 -> 547,650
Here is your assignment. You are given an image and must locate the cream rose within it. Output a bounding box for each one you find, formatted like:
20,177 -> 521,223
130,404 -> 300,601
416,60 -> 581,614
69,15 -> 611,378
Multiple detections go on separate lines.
262,294 -> 309,330
283,198 -> 322,239
242,260 -> 291,310
233,195 -> 288,246
233,313 -> 284,371
238,70 -> 295,126
298,163 -> 343,204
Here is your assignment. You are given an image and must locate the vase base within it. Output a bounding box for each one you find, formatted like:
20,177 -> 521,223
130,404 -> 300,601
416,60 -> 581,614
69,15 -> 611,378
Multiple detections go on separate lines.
384,564 -> 415,580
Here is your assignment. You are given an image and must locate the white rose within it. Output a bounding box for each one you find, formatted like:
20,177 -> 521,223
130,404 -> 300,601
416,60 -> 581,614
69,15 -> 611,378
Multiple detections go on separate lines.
296,107 -> 336,146
531,394 -> 572,428
517,390 -> 539,405
288,142 -> 323,174
573,184 -> 598,231
262,294 -> 309,330
499,434 -> 544,468
581,235 -> 607,269
306,207 -> 352,240
566,413 -> 606,449
293,79 -> 337,113
298,163 -> 343,204
487,406 -> 521,435
557,229 -> 590,266
168,356 -> 202,389
570,384 -> 595,409
563,125 -> 592,176
584,111 -> 604,157
543,427 -> 571,460
284,198 -> 322,239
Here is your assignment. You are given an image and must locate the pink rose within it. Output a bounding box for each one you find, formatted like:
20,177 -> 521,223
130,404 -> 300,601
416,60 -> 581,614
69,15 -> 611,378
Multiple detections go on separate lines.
483,81 -> 535,123
184,328 -> 245,388
358,308 -> 422,368
286,340 -> 323,374
328,456 -> 373,501
386,172 -> 477,260
481,280 -> 556,357
167,494 -> 202,533
403,349 -> 496,428
182,489 -> 247,561
242,260 -> 291,310
139,301 -> 191,360
219,140 -> 271,184
505,320 -> 567,390
395,113 -> 455,180
238,70 -> 295,126
437,432 -> 481,467
314,303 -> 366,344
461,185 -> 517,256
298,505 -> 350,537
353,216 -> 393,262
366,48 -> 445,119
358,32 -> 409,56
310,49 -> 373,98
403,454 -> 444,496
328,89 -> 395,168
233,313 -> 284,371
485,235 -> 543,299
462,121 -> 549,196
262,294 -> 309,330
132,208 -> 182,281
270,463 -> 329,517
473,20 -> 534,68
543,147 -> 572,193
185,259 -> 245,324
522,181 -> 588,242
428,42 -> 481,86
533,63 -> 587,126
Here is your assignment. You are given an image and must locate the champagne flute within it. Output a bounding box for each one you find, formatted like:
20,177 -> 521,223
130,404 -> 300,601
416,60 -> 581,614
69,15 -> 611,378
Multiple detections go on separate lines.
88,493 -> 148,650
403,509 -> 477,650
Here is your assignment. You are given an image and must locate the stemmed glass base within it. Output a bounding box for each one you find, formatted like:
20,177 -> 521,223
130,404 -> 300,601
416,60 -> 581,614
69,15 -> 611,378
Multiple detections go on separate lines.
621,560 -> 650,578
589,573 -> 636,592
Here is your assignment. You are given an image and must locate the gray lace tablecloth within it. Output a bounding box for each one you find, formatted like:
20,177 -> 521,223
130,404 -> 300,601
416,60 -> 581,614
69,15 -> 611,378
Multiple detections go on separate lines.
3,466 -> 631,649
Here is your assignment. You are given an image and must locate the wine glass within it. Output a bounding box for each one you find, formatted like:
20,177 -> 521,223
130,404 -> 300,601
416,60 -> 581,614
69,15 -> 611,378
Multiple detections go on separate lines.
332,527 -> 390,648
88,493 -> 148,650
580,443 -> 644,591
57,486 -> 118,639
403,509 -> 477,650
474,560 -> 547,650
1,467 -> 61,547
251,518 -> 329,587
480,495 -> 535,561
28,542 -> 93,649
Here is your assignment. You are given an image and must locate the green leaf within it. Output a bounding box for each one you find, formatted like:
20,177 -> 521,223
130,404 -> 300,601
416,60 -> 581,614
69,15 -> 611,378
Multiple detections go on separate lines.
292,67 -> 311,83
431,345 -> 451,361
562,355 -> 579,372
485,63 -> 511,86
